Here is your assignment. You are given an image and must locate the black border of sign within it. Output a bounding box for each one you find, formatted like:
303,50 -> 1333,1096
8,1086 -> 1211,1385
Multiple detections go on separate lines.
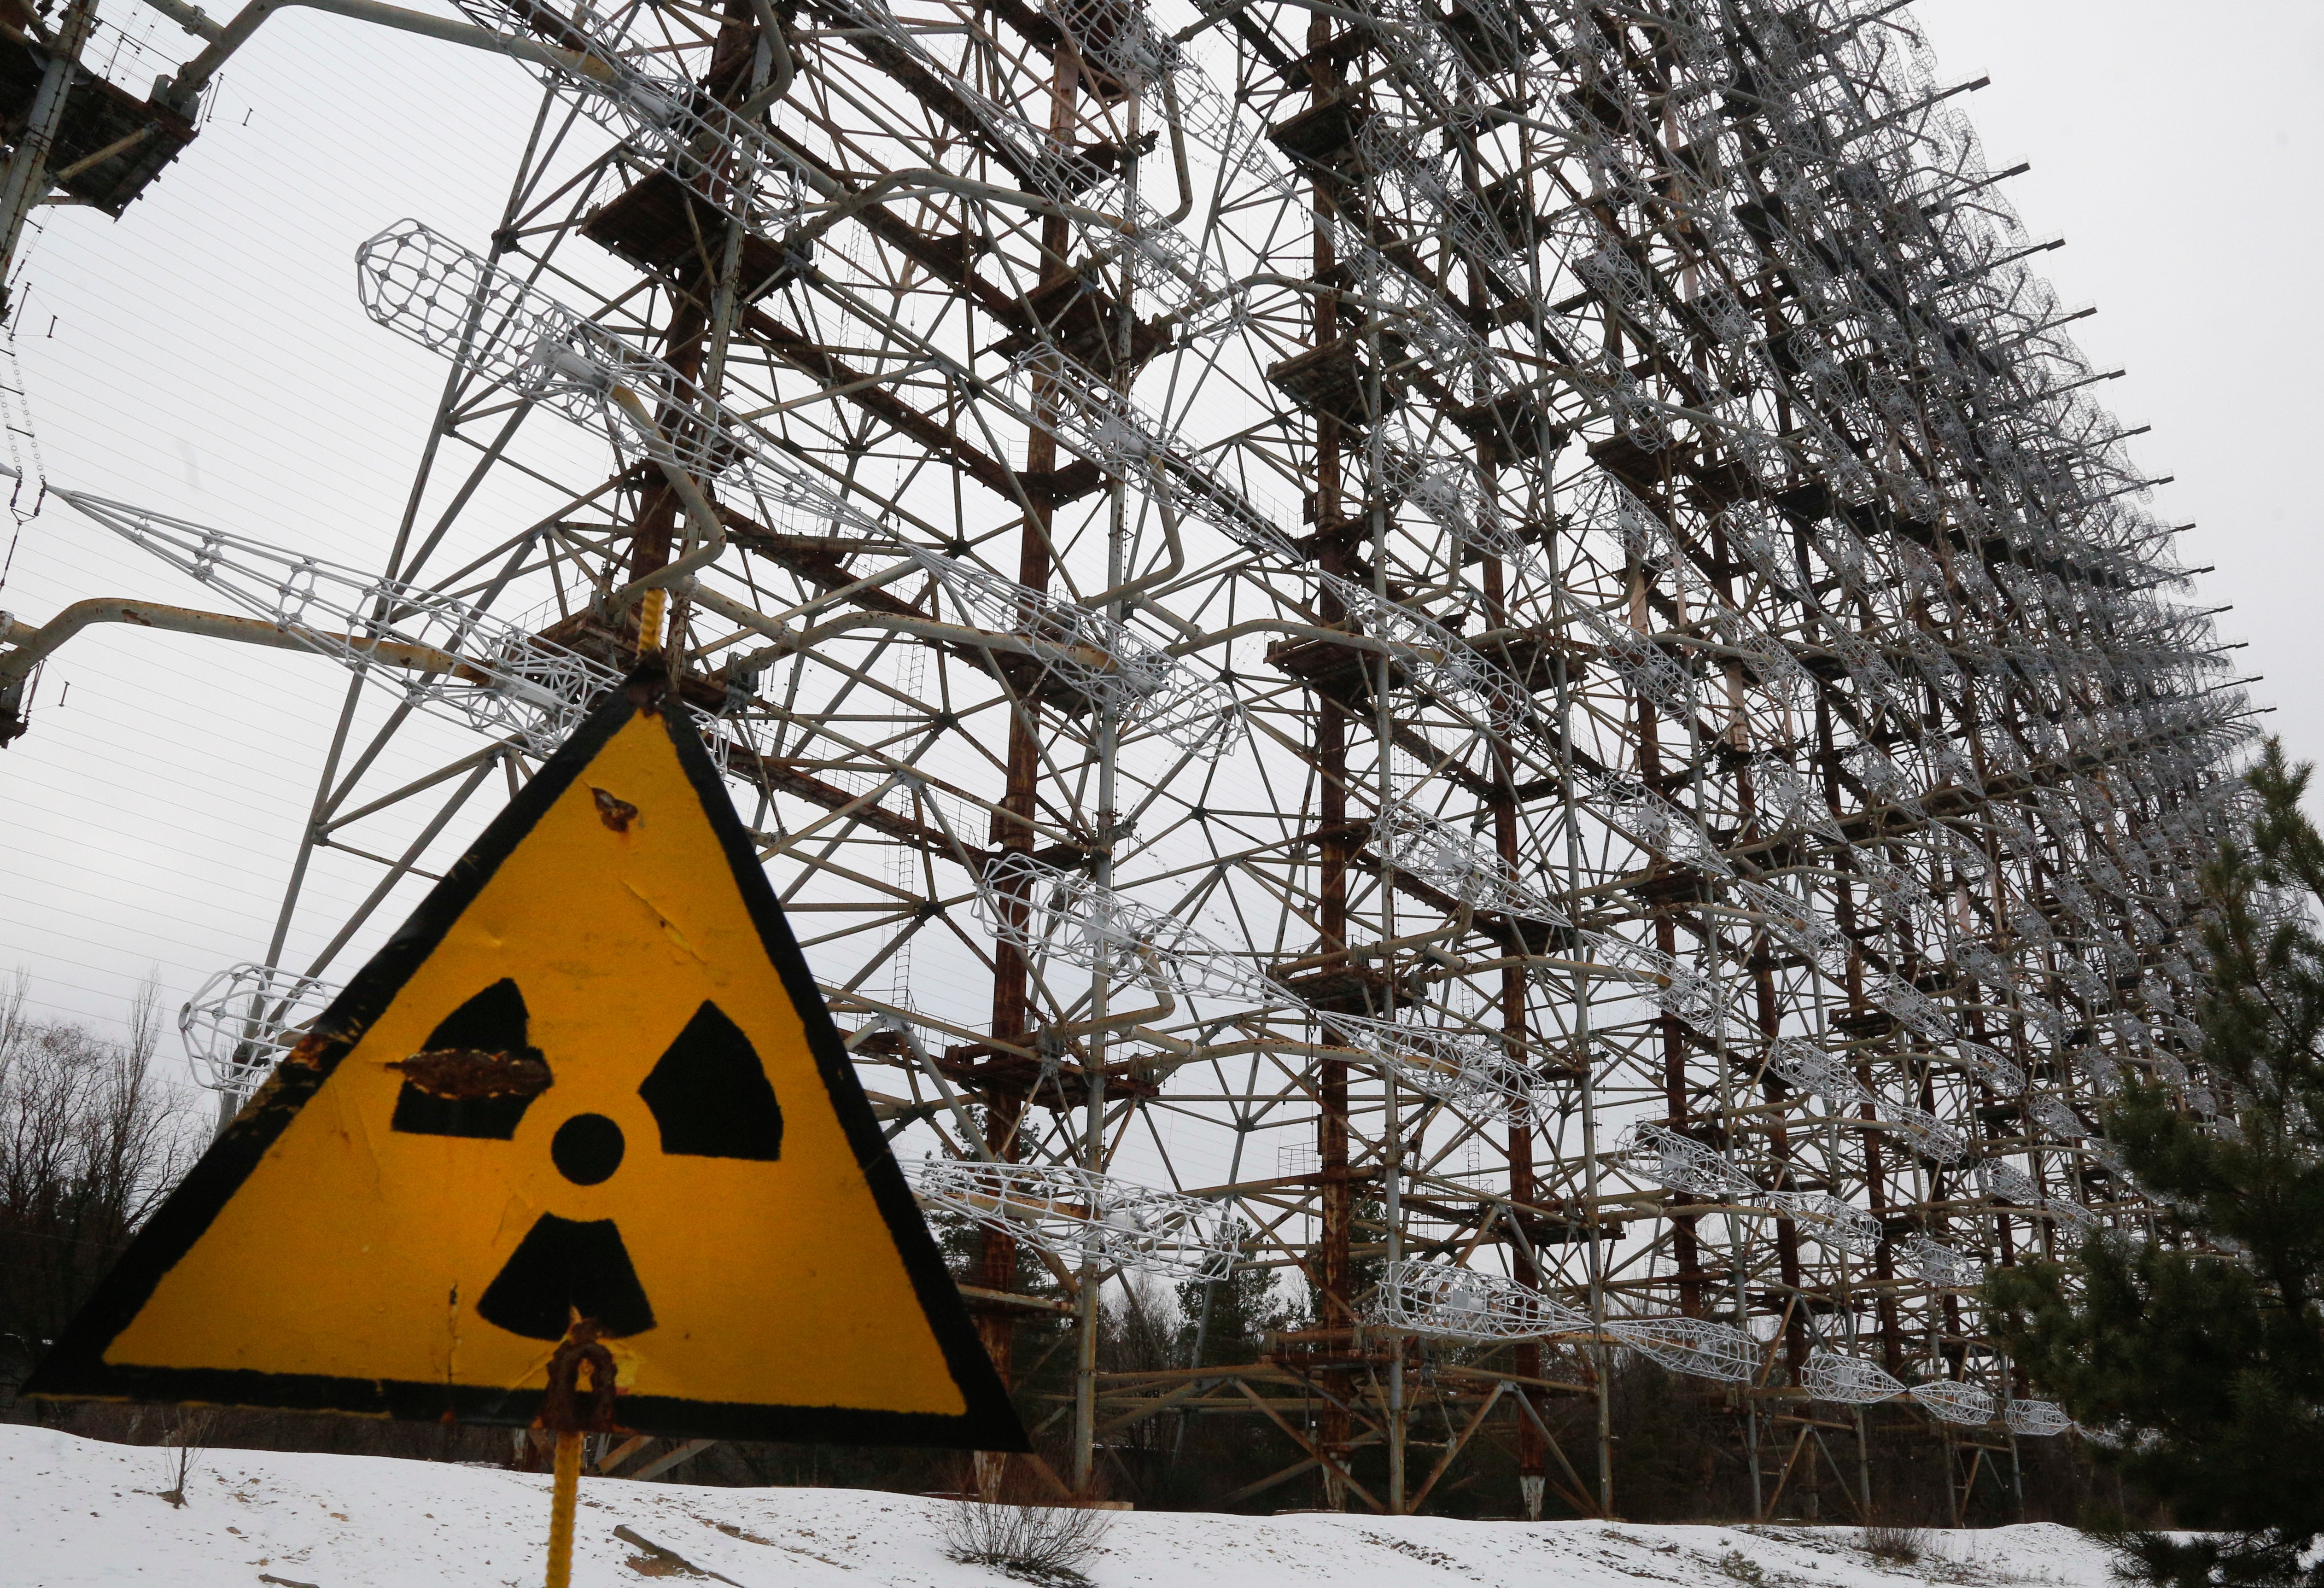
23,675 -> 1029,1452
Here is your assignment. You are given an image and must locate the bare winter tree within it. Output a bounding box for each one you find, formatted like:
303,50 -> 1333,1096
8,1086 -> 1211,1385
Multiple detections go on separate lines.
0,973 -> 197,1396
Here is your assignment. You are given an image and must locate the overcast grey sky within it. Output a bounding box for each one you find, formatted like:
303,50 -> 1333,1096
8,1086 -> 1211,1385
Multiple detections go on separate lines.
1911,0 -> 2324,763
0,0 -> 2312,1055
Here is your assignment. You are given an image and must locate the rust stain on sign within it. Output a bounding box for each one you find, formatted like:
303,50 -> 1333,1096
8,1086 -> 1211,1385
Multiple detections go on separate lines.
389,1047 -> 553,1100
592,787 -> 639,832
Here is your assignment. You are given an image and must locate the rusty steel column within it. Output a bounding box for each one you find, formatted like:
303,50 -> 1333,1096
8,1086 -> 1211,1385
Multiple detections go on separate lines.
1482,546 -> 1547,1519
1303,12 -> 1358,1505
971,35 -> 1085,1498
618,1 -> 754,596
1632,551 -> 1706,1319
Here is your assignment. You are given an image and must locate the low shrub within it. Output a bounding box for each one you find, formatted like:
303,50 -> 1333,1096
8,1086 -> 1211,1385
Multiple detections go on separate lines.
1861,1522 -> 1931,1565
940,1498 -> 1112,1585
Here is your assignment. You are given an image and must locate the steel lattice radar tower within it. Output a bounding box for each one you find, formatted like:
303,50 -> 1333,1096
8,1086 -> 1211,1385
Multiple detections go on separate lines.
0,0 -> 2248,1522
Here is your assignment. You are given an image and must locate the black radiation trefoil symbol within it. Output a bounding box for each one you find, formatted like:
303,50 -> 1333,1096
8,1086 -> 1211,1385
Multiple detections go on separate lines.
388,981 -> 785,1340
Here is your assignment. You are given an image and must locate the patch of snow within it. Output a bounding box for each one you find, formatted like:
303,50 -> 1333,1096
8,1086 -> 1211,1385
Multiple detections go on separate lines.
0,1424 -> 2121,1588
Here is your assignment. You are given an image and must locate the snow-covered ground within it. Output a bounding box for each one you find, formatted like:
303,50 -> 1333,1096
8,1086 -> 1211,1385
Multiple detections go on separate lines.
1,1423 -> 2118,1588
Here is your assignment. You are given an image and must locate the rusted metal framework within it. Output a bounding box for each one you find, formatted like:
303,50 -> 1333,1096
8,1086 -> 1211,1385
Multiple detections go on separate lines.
2,0 -> 2249,1523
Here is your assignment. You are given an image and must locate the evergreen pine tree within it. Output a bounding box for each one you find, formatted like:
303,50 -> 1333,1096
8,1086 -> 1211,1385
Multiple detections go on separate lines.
1175,1255 -> 1288,1368
1989,741 -> 2324,1586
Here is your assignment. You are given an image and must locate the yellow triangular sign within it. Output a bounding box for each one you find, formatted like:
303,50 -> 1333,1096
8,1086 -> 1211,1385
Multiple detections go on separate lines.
29,672 -> 1025,1449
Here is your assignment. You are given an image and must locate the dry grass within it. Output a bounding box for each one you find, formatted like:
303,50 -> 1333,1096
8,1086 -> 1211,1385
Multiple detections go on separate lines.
940,1499 -> 1112,1586
1862,1523 -> 1933,1566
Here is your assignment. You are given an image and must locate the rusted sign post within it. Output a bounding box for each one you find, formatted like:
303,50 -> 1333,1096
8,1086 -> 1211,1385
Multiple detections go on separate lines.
541,1323 -> 619,1588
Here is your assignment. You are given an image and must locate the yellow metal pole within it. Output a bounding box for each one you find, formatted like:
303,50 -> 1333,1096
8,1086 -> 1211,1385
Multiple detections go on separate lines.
545,1429 -> 584,1588
636,586 -> 669,658
540,1322 -> 613,1588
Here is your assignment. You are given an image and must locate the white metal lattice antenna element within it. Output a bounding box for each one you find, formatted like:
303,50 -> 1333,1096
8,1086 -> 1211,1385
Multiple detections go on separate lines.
1978,1158 -> 2041,1206
1330,1011 -> 1548,1118
356,224 -> 1235,757
1319,570 -> 1529,737
1603,1315 -> 1758,1384
1863,971 -> 1954,1045
1373,800 -> 1569,925
2046,1196 -> 2102,1237
1766,1036 -> 1873,1109
1335,228 -> 1496,397
1909,1379 -> 1999,1426
1961,939 -> 2017,986
179,963 -> 344,1097
1367,1259 -> 1590,1341
1572,601 -> 1694,723
48,483 -> 1011,880
1580,771 -> 1736,880
904,1158 -> 1235,1281
1718,610 -> 1818,704
1849,844 -> 1940,918
971,855 -> 1547,1115
1889,1103 -> 1970,1164
971,852 -> 1276,1006
903,547 -> 1236,756
1586,932 -> 1722,1037
1629,1121 -> 1755,1203
51,487 -> 616,758
1960,1041 -> 2029,1095
1904,1235 -> 1983,1289
1734,882 -> 1849,981
1800,1351 -> 1906,1405
1375,435 -> 1506,566
2005,1399 -> 2074,1437
972,857 -> 1562,1124
1752,754 -> 1845,841
356,220 -> 893,546
1769,1191 -> 1883,1259
451,0 -> 1222,320
2030,1093 -> 2085,1140
446,0 -> 809,228
1009,350 -> 1295,564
